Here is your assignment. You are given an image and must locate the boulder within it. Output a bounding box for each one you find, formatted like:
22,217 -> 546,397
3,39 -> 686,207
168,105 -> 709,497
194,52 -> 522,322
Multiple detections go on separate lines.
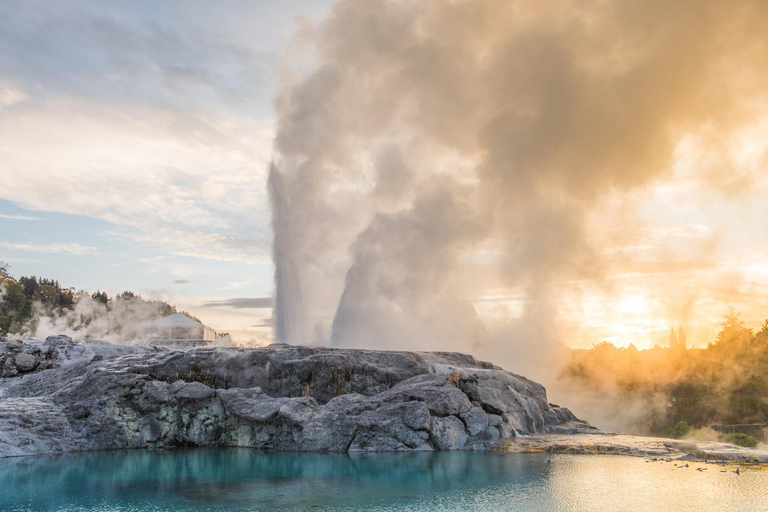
45,335 -> 76,346
14,353 -> 36,372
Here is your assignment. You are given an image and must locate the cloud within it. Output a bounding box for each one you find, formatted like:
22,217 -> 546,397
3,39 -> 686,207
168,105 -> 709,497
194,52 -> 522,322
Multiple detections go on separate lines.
201,297 -> 274,309
0,83 -> 28,108
0,241 -> 96,255
0,1 -> 279,264
0,98 -> 275,263
0,3 -> 273,112
173,279 -> 192,285
0,213 -> 45,221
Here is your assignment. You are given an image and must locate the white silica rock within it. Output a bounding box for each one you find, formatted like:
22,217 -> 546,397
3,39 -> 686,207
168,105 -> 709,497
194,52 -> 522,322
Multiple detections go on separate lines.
0,342 -> 598,458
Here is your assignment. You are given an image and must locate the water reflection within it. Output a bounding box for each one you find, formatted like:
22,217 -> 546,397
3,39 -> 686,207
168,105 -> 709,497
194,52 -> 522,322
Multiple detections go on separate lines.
0,449 -> 764,511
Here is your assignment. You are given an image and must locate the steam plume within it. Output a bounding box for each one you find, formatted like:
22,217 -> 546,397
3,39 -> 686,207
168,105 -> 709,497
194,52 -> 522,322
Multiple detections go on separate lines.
270,0 -> 768,377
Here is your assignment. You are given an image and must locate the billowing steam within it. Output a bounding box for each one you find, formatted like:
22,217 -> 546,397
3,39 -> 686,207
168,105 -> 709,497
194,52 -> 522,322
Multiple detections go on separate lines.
11,293 -> 169,343
269,0 -> 768,382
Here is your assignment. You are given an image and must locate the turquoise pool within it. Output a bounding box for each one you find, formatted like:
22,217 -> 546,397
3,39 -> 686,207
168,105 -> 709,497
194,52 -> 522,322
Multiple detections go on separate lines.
0,449 -> 765,511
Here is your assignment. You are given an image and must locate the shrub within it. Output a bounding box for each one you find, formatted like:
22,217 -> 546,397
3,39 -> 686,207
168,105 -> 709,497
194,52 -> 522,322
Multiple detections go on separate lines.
668,421 -> 693,439
725,433 -> 758,448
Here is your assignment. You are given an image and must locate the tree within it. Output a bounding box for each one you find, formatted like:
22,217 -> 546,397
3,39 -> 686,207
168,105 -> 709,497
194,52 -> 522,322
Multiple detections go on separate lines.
726,433 -> 758,448
592,340 -> 618,352
92,290 -> 110,305
755,319 -> 768,351
0,264 -> 31,335
19,275 -> 40,300
668,420 -> 692,439
715,308 -> 753,349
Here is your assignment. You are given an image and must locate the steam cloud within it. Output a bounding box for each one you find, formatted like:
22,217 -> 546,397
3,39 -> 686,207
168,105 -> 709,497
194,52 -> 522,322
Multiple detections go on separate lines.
13,293 -> 171,344
269,0 -> 768,381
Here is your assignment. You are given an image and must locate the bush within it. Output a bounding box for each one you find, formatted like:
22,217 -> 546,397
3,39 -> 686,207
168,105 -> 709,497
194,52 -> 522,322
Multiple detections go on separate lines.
668,421 -> 693,439
725,433 -> 758,448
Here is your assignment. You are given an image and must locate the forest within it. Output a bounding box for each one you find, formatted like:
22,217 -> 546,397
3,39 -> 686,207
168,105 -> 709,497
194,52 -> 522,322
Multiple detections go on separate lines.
560,310 -> 768,437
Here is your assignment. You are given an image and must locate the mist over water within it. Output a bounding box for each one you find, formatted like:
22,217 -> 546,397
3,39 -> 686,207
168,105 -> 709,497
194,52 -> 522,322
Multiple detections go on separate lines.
268,0 -> 768,388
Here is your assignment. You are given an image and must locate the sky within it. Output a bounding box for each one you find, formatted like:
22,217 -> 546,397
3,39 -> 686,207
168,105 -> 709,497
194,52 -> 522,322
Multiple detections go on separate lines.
0,0 -> 333,343
2,0 -> 768,354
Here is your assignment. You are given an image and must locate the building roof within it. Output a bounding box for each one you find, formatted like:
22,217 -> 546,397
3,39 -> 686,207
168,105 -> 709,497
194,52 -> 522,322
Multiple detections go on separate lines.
143,313 -> 205,329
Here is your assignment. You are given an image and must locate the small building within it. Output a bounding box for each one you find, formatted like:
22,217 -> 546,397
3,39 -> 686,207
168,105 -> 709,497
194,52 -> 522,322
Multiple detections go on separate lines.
138,313 -> 215,347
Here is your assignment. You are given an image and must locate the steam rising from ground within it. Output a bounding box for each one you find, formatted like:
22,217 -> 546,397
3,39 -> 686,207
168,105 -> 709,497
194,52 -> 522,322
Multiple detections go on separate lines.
5,294 -> 234,347
269,0 -> 768,385
11,294 -> 170,344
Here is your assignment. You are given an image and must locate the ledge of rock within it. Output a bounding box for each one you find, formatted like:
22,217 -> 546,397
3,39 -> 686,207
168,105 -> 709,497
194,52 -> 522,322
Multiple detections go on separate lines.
0,337 -> 597,457
496,434 -> 768,462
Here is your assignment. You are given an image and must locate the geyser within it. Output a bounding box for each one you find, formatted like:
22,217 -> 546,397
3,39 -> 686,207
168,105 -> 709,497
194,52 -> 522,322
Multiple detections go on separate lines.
269,0 -> 768,387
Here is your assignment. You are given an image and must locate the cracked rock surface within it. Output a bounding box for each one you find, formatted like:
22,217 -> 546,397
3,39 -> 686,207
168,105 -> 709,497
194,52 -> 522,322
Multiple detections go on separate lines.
0,338 -> 597,457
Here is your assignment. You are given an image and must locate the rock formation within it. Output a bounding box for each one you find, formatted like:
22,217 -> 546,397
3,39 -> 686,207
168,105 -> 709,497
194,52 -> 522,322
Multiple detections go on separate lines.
498,434 -> 768,462
0,336 -> 595,457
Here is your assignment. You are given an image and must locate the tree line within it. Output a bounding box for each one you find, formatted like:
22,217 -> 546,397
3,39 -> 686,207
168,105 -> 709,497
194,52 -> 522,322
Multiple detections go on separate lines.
560,309 -> 768,435
0,261 -> 197,338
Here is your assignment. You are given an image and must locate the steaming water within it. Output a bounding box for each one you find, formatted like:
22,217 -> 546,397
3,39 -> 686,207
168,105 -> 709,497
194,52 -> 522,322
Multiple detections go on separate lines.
0,449 -> 765,511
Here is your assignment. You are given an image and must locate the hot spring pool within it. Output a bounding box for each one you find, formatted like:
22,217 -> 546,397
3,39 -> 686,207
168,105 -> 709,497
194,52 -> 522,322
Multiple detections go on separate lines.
0,448 -> 765,511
